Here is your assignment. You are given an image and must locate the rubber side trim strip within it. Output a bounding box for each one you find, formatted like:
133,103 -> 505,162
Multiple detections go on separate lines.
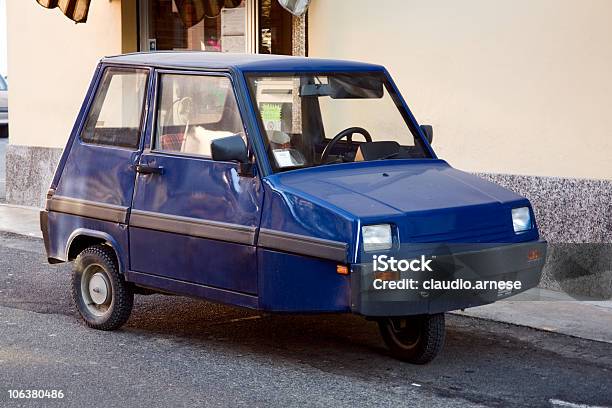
129,209 -> 257,245
47,196 -> 129,224
258,228 -> 348,263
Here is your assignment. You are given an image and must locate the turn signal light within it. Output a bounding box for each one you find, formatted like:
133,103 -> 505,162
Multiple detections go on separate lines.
336,265 -> 349,275
527,248 -> 541,261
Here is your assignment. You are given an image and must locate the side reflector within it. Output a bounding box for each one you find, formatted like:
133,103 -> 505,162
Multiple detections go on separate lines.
336,265 -> 349,275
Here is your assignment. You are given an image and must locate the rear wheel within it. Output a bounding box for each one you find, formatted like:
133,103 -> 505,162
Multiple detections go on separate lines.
378,313 -> 445,364
71,244 -> 133,330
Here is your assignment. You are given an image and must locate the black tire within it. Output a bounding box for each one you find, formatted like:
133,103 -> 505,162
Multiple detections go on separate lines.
378,313 -> 445,364
0,125 -> 7,138
71,244 -> 133,330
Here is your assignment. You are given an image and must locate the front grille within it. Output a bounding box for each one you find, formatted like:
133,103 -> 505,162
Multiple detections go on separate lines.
400,204 -> 517,244
408,224 -> 514,243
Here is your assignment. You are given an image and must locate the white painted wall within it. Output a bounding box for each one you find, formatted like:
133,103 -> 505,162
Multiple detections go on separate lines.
308,0 -> 612,180
6,0 -> 124,148
0,0 -> 7,77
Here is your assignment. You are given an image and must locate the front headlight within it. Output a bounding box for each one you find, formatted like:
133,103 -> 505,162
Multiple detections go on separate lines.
512,207 -> 532,233
362,224 -> 393,251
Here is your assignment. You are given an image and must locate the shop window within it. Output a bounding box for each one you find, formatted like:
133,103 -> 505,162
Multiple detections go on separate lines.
139,0 -> 298,55
258,0 -> 293,55
141,0 -> 247,53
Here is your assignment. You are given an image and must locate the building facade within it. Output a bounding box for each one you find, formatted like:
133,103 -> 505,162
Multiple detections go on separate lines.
5,0 -> 612,296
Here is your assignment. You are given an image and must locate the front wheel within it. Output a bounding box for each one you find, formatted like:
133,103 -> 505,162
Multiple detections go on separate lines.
378,313 -> 445,364
71,244 -> 133,330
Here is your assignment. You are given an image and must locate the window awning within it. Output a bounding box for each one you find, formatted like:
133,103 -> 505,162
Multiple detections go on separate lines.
173,0 -> 243,28
35,0 -> 311,26
36,0 -> 91,24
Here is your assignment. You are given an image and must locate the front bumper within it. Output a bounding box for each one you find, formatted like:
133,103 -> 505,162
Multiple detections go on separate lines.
351,240 -> 547,317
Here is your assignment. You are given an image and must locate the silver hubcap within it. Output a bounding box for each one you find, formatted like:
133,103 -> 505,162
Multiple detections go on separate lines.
81,264 -> 112,316
89,273 -> 109,305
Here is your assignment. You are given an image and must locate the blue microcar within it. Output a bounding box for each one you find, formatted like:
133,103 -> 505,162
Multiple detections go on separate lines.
41,52 -> 546,364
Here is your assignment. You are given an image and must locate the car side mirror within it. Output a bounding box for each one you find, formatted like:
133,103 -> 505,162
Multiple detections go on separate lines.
420,124 -> 433,145
211,134 -> 248,163
211,134 -> 253,176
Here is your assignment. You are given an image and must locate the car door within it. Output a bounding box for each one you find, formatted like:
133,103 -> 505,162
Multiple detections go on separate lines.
128,71 -> 263,295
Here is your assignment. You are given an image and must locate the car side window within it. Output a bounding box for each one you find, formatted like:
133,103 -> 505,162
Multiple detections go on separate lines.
155,74 -> 245,157
81,67 -> 148,149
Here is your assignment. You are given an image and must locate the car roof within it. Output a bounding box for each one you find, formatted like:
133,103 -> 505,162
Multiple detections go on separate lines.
102,52 -> 385,73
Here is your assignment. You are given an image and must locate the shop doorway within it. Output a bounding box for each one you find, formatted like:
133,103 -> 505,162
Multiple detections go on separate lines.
138,0 -> 297,55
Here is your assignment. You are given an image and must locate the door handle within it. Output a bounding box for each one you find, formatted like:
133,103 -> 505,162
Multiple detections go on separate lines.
135,164 -> 164,175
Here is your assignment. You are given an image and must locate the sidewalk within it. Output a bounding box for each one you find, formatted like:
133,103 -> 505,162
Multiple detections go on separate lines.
0,202 -> 611,344
0,202 -> 42,238
454,289 -> 612,344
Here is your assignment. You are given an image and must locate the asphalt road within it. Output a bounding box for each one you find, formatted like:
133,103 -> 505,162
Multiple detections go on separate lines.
0,231 -> 611,408
0,138 -> 7,199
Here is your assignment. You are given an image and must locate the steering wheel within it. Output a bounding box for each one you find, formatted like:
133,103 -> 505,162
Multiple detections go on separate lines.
320,127 -> 372,164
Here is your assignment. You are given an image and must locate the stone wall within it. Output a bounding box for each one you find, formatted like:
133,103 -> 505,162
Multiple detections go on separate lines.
5,145 -> 63,208
479,173 -> 612,299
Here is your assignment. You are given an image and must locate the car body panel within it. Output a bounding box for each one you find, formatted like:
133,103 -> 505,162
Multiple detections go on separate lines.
257,248 -> 351,312
129,152 -> 264,295
102,52 -> 385,73
53,140 -> 141,208
265,159 -> 538,263
44,211 -> 129,270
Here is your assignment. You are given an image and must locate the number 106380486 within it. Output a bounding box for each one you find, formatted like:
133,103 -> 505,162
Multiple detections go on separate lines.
8,389 -> 65,399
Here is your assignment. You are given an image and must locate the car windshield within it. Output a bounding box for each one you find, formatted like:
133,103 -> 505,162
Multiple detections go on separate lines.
247,72 -> 431,172
0,76 -> 6,91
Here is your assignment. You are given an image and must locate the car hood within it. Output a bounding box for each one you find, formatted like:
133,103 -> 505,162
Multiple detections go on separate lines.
270,160 -> 531,243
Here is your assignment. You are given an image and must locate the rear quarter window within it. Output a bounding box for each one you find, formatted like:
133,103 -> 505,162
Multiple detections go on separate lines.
80,67 -> 149,149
